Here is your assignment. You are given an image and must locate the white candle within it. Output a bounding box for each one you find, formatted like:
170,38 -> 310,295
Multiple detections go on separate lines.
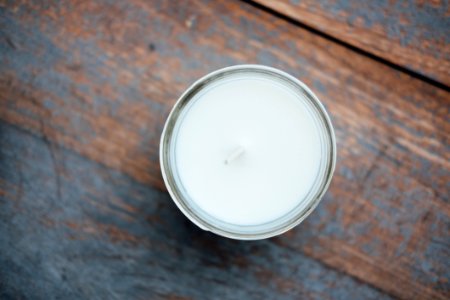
160,65 -> 335,239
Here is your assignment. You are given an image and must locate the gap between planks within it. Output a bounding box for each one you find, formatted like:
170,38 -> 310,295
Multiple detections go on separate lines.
241,0 -> 450,92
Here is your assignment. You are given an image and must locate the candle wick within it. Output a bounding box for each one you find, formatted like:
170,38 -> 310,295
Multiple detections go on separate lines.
224,146 -> 245,165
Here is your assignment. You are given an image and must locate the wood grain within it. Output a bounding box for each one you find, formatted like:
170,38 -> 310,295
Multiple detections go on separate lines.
253,0 -> 450,86
0,122 -> 394,300
0,0 -> 449,299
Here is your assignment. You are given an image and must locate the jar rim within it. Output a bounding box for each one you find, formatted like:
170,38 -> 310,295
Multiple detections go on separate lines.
160,64 -> 337,240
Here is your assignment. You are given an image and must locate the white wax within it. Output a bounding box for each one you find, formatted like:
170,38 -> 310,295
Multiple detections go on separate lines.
172,73 -> 323,226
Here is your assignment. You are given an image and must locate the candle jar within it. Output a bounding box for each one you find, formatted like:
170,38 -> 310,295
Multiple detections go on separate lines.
160,65 -> 336,240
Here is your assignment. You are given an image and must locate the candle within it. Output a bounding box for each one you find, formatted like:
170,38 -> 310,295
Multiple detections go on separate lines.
160,65 -> 336,240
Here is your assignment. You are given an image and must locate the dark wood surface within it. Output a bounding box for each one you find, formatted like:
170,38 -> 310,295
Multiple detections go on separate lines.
254,0 -> 450,85
1,1 -> 449,299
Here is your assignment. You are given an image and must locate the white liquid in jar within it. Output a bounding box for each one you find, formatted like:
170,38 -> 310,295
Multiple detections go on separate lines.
172,73 -> 324,226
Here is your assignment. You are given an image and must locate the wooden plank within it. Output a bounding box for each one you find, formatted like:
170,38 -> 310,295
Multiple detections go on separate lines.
0,122 -> 394,300
0,0 -> 449,299
253,0 -> 450,86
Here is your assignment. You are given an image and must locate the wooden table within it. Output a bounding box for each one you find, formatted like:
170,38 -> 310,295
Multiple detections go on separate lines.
1,1 -> 449,299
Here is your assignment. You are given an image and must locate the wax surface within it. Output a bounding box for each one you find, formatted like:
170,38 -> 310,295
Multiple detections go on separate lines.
173,74 -> 323,226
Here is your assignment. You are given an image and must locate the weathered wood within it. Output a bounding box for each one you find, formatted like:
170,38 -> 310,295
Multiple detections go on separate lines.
0,0 -> 449,299
0,123 -> 395,300
253,0 -> 450,86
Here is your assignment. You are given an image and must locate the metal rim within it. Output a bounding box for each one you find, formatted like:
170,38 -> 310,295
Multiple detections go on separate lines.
160,64 -> 336,240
